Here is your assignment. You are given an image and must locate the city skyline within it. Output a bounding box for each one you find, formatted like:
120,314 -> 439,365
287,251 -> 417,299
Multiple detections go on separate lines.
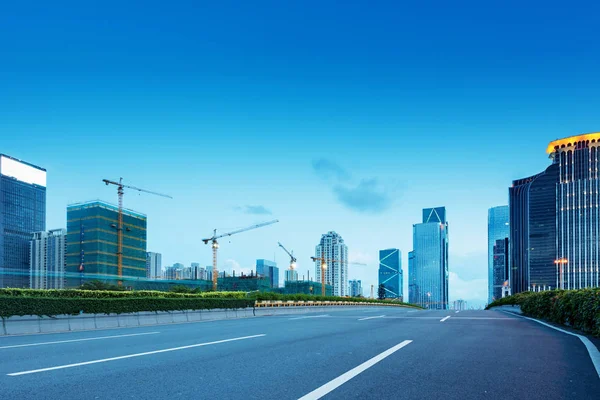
3,2 -> 600,306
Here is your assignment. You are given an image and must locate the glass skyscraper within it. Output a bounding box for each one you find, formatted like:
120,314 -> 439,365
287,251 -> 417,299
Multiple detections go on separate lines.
487,206 -> 509,303
0,154 -> 46,288
66,200 -> 147,287
409,207 -> 449,309
550,133 -> 600,289
256,259 -> 279,288
378,248 -> 403,299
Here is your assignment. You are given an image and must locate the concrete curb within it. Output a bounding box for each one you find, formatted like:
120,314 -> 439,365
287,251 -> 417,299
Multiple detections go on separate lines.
0,305 -> 398,336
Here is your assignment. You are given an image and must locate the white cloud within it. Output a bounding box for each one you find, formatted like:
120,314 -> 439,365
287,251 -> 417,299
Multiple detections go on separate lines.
449,271 -> 487,308
222,259 -> 253,276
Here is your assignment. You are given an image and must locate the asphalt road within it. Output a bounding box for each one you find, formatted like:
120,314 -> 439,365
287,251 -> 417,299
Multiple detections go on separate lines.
0,307 -> 598,400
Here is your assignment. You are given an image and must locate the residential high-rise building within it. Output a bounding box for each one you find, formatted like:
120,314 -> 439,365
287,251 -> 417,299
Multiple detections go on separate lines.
348,279 -> 362,297
256,259 -> 279,288
284,269 -> 298,282
30,229 -> 66,289
510,164 -> 559,293
453,300 -> 467,311
488,206 -> 509,303
409,207 -> 449,309
66,200 -> 147,287
379,248 -> 403,299
0,154 -> 46,288
146,252 -> 162,279
549,133 -> 600,290
492,238 -> 509,300
315,231 -> 348,296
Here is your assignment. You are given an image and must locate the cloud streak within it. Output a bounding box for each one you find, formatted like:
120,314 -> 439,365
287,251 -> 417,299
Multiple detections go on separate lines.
234,205 -> 273,215
312,159 -> 395,214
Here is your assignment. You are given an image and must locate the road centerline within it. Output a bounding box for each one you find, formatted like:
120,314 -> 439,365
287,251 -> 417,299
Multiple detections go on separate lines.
7,334 -> 266,376
298,340 -> 412,400
0,331 -> 161,350
440,316 -> 451,322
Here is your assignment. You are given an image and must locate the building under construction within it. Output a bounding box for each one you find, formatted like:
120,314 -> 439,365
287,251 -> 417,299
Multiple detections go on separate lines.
217,275 -> 271,292
284,280 -> 333,296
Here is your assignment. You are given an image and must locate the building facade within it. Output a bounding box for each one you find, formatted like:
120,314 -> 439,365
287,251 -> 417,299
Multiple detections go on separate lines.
0,154 -> 46,288
284,269 -> 298,282
315,231 -> 348,296
378,248 -> 403,299
487,206 -> 509,303
30,229 -> 66,289
409,207 -> 449,309
348,279 -> 362,297
492,238 -> 509,300
256,259 -> 279,288
145,252 -> 162,279
509,164 -> 559,293
550,133 -> 600,289
66,200 -> 147,287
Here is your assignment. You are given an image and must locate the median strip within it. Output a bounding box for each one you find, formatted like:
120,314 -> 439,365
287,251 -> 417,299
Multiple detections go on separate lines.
298,340 -> 412,400
0,331 -> 160,350
7,334 -> 266,376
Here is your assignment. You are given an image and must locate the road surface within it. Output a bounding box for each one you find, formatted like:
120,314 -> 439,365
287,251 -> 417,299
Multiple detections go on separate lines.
0,307 -> 598,399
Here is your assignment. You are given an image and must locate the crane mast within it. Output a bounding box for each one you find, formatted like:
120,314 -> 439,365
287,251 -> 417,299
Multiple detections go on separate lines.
203,219 -> 279,291
103,178 -> 172,285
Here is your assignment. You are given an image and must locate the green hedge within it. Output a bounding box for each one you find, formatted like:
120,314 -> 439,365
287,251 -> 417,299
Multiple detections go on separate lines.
248,292 -> 422,308
0,297 -> 255,318
0,288 -> 247,299
487,289 -> 600,337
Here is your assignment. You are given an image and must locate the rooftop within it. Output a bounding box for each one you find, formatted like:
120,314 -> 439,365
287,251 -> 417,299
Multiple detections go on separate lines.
67,199 -> 147,219
546,132 -> 600,154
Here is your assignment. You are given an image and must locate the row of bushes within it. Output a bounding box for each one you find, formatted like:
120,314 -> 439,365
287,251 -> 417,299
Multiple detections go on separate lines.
0,297 -> 255,318
0,288 -> 247,299
487,289 -> 600,336
247,291 -> 421,307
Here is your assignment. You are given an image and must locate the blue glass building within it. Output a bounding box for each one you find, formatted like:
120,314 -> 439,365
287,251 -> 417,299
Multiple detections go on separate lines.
378,248 -> 403,299
487,206 -> 509,303
0,154 -> 46,288
409,207 -> 449,309
256,259 -> 279,288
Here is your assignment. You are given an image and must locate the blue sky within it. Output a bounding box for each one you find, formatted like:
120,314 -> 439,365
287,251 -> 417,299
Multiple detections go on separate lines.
2,1 -> 600,306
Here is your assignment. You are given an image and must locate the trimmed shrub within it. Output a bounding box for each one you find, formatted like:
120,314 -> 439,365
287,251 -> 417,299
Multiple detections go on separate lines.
247,292 -> 422,308
0,297 -> 255,318
0,288 -> 247,300
487,289 -> 600,337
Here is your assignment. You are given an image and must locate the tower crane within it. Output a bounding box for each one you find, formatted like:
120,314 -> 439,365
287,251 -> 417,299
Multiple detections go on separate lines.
310,256 -> 367,296
277,242 -> 297,270
202,219 -> 279,291
103,178 -> 172,285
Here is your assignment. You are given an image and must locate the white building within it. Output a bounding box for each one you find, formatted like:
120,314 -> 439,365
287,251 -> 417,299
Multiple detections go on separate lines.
30,229 -> 66,289
285,269 -> 298,282
146,252 -> 162,279
315,231 -> 348,296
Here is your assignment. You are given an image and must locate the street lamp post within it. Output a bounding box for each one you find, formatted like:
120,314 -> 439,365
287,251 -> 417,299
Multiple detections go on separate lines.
554,258 -> 568,290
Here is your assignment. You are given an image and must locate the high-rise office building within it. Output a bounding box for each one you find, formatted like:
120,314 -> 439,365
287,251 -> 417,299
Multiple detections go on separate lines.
30,229 -> 66,289
284,269 -> 298,282
66,200 -> 147,286
409,207 -> 449,309
256,259 -> 279,288
146,252 -> 162,279
488,206 -> 509,303
0,154 -> 46,288
378,248 -> 403,299
492,238 -> 509,300
164,265 -> 177,280
348,279 -> 362,297
550,133 -> 600,290
315,231 -> 348,296
510,164 -> 559,293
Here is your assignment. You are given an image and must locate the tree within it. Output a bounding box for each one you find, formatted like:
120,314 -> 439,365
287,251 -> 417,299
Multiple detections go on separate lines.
378,284 -> 386,300
79,280 -> 126,291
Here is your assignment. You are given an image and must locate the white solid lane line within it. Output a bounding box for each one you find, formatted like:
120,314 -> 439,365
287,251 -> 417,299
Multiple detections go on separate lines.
298,340 -> 412,400
358,315 -> 385,321
0,332 -> 160,350
503,311 -> 600,379
7,334 -> 266,376
440,316 -> 451,322
289,315 -> 329,320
